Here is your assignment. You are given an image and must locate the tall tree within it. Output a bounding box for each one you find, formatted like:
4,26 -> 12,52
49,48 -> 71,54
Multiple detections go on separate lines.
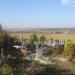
30,32 -> 38,44
0,26 -> 5,49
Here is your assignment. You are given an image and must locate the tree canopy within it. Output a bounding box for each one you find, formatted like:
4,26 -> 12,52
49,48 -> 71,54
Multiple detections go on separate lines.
64,40 -> 73,48
39,35 -> 46,42
30,32 -> 38,44
64,39 -> 74,60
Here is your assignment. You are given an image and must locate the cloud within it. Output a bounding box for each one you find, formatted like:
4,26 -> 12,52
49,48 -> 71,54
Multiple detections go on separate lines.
60,0 -> 75,5
60,0 -> 71,5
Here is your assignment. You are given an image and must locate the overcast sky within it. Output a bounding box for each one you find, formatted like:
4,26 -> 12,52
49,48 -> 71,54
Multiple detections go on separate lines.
0,0 -> 75,28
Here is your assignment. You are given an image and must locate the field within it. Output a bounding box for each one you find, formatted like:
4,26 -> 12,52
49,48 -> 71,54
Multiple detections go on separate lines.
10,33 -> 75,41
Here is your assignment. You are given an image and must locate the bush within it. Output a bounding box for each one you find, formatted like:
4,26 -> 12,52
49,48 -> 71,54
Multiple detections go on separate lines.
0,64 -> 13,75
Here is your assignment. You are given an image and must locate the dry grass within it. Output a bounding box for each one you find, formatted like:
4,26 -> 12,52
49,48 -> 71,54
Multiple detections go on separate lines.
10,33 -> 75,41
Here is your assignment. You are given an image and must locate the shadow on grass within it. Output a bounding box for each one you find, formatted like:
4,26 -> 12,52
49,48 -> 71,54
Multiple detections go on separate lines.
35,65 -> 75,75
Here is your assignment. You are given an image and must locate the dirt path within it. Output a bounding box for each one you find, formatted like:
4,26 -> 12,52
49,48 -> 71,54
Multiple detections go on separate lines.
52,57 -> 75,75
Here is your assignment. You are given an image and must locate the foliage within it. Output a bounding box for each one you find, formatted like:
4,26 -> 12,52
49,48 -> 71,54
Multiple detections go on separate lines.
2,34 -> 22,57
30,32 -> 38,44
39,35 -> 46,42
0,64 -> 13,75
0,39 -> 4,48
32,60 -> 40,65
43,48 -> 53,57
64,39 -> 74,59
64,40 -> 73,48
0,29 -> 6,48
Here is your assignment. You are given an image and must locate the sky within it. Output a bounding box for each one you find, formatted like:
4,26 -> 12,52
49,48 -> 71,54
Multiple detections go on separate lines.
0,0 -> 75,28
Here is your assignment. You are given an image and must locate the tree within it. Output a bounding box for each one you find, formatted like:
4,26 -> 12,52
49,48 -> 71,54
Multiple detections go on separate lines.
30,32 -> 38,44
39,35 -> 46,42
3,34 -> 22,57
0,26 -> 6,49
64,39 -> 74,61
64,40 -> 73,48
